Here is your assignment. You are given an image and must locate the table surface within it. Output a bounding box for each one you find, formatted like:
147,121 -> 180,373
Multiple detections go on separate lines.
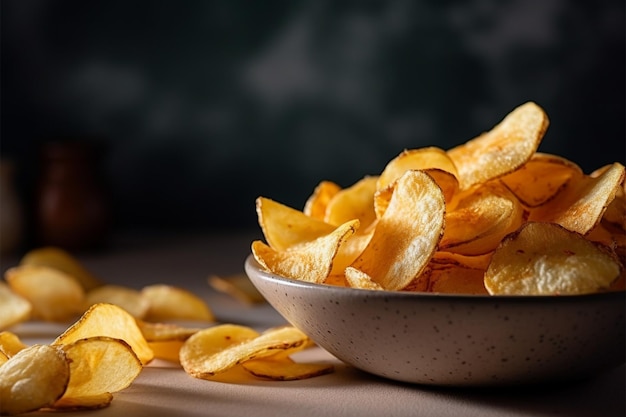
2,232 -> 625,417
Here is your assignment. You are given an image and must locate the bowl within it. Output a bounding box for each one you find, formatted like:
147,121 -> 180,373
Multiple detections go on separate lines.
244,255 -> 625,386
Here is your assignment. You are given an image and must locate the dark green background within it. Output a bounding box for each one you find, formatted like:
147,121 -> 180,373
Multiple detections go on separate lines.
2,0 -> 624,234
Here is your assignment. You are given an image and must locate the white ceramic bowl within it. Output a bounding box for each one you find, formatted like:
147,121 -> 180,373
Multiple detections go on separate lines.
245,255 -> 625,386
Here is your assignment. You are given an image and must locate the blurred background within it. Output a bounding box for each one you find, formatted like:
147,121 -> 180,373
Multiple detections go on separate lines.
1,0 -> 624,253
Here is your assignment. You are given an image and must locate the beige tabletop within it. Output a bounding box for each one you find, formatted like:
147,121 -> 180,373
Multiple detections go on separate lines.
2,233 -> 625,417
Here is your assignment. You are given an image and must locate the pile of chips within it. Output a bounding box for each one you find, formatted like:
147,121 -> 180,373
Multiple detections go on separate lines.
252,102 -> 625,295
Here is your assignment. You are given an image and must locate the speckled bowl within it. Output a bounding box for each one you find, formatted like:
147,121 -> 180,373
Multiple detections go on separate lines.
245,255 -> 625,386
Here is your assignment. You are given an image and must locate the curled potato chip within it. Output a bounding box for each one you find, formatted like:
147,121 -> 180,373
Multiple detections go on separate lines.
52,392 -> 113,411
431,251 -> 493,271
426,265 -> 488,295
85,284 -> 150,319
59,336 -> 142,400
500,152 -> 583,207
448,101 -> 548,190
344,267 -> 384,290
141,284 -> 214,322
181,325 -> 310,379
252,219 -> 359,284
52,303 -> 154,365
528,162 -> 625,235
324,176 -> 378,228
242,357 -> 334,381
0,281 -> 32,330
349,170 -> 445,290
440,181 -> 524,255
0,344 -> 70,415
485,222 -> 621,295
148,340 -> 185,363
303,180 -> 342,220
257,197 -> 336,251
4,265 -> 85,322
19,246 -> 102,291
137,320 -> 201,342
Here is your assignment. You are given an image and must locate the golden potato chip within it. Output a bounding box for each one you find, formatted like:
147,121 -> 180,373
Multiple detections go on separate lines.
252,219 -> 359,284
85,284 -> 150,319
485,222 -> 621,295
208,273 -> 265,304
528,162 -> 625,235
257,197 -> 336,251
242,357 -> 334,381
0,350 -> 7,366
141,284 -> 214,322
4,265 -> 85,322
0,331 -> 27,358
59,336 -> 142,400
303,180 -> 341,220
500,152 -> 583,208
440,181 -> 524,255
19,246 -> 102,291
0,281 -> 31,330
377,147 -> 459,205
348,170 -> 445,290
448,101 -> 548,190
180,324 -> 260,378
52,303 -> 154,365
431,251 -> 493,271
324,176 -> 378,227
52,392 -> 113,411
329,219 -> 377,278
0,344 -> 70,415
181,325 -> 310,379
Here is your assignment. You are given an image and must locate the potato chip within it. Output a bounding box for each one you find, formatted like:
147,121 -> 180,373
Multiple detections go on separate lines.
324,176 -> 378,228
59,336 -> 142,400
148,340 -> 185,363
52,303 -> 154,365
19,246 -> 102,291
0,281 -> 31,330
140,284 -> 214,323
431,251 -> 493,271
500,152 -> 583,208
0,344 -> 70,415
329,219 -> 377,278
0,331 -> 27,358
208,273 -> 265,304
242,357 -> 334,381
377,147 -> 459,205
4,265 -> 85,322
85,284 -> 150,319
181,325 -> 310,379
180,324 -> 260,378
257,197 -> 336,251
484,222 -> 621,295
440,181 -> 524,255
252,219 -> 359,284
303,180 -> 341,220
348,170 -> 445,290
528,162 -> 625,235
448,101 -> 548,190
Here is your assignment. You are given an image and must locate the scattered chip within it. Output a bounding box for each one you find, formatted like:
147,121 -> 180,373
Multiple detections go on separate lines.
19,246 -> 102,291
141,284 -> 214,323
0,331 -> 27,358
59,336 -> 142,400
52,303 -> 154,365
136,320 -> 201,342
181,325 -> 311,379
0,281 -> 32,330
242,357 -> 334,381
4,265 -> 85,322
484,222 -> 621,295
0,344 -> 70,415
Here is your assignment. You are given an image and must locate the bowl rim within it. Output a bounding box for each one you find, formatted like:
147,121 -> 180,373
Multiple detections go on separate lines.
244,254 -> 626,304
